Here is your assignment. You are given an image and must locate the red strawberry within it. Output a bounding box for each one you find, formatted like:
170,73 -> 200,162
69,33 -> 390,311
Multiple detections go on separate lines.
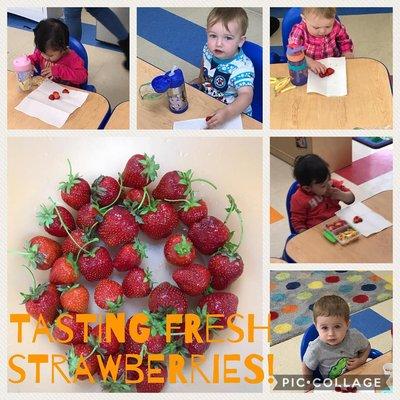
77,203 -> 101,230
94,279 -> 124,312
53,91 -> 60,99
198,292 -> 238,329
67,343 -> 99,380
122,268 -> 152,298
172,263 -> 211,296
148,282 -> 188,314
49,94 -> 55,100
91,175 -> 120,207
153,170 -> 216,201
20,236 -> 62,270
135,363 -> 167,392
49,254 -> 79,285
37,202 -> 76,237
125,188 -> 147,205
52,313 -> 92,345
21,279 -> 60,324
188,216 -> 229,255
353,215 -> 363,223
183,328 -> 211,355
59,284 -> 89,313
78,246 -> 113,281
122,154 -> 159,188
61,228 -> 91,256
140,200 -> 179,240
208,253 -> 244,290
325,67 -> 335,76
205,115 -> 213,122
91,323 -> 120,356
101,354 -> 132,392
98,205 -> 139,247
62,88 -> 69,94
178,198 -> 208,226
59,160 -> 91,210
164,234 -> 196,267
113,237 -> 147,272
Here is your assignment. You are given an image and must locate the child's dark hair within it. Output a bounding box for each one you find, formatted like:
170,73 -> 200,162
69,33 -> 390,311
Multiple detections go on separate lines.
293,154 -> 330,186
33,18 -> 69,53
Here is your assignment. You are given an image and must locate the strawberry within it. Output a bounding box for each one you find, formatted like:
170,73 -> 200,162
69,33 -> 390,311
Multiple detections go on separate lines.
101,354 -> 132,392
59,284 -> 89,313
94,279 -> 124,312
122,154 -> 159,188
198,292 -> 238,329
183,327 -> 211,355
208,253 -> 244,290
49,253 -> 79,285
37,202 -> 76,237
61,228 -> 92,256
62,88 -> 69,94
113,237 -> 147,272
125,188 -> 147,205
139,199 -> 179,240
164,234 -> 196,267
21,272 -> 60,323
98,205 -> 139,247
153,170 -> 216,201
91,175 -> 120,207
135,363 -> 167,393
325,67 -> 335,76
59,160 -> 91,210
78,246 -> 113,281
205,115 -> 213,122
76,203 -> 101,230
49,94 -> 55,100
67,343 -> 99,380
148,282 -> 188,314
91,323 -> 120,356
52,313 -> 92,345
122,267 -> 152,298
353,216 -> 363,223
178,198 -> 208,226
172,263 -> 211,296
53,91 -> 60,99
20,236 -> 62,270
188,216 -> 229,255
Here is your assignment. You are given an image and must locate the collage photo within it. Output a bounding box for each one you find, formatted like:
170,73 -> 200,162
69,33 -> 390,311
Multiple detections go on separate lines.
3,2 -> 396,399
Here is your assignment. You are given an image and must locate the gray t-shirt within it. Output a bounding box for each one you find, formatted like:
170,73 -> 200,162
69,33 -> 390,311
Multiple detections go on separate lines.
303,328 -> 370,379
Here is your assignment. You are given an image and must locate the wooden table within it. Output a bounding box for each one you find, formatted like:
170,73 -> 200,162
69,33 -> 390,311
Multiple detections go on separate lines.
286,190 -> 392,263
105,101 -> 130,129
8,71 -> 110,129
270,257 -> 288,263
137,58 -> 262,130
270,58 -> 392,129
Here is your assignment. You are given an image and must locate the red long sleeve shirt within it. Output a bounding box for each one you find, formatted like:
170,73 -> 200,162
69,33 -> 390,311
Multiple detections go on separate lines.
290,179 -> 350,233
28,48 -> 88,87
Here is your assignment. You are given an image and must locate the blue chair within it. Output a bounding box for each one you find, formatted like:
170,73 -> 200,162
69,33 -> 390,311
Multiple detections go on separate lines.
242,41 -> 263,123
282,180 -> 298,262
300,324 -> 383,380
69,36 -> 96,92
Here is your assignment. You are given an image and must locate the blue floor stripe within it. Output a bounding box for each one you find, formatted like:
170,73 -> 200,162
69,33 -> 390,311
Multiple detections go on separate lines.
351,308 -> 392,339
137,7 -> 205,67
271,7 -> 393,18
7,12 -> 121,53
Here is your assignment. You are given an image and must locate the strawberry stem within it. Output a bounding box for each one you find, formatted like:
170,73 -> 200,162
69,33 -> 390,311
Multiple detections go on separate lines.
223,195 -> 243,253
191,178 -> 217,190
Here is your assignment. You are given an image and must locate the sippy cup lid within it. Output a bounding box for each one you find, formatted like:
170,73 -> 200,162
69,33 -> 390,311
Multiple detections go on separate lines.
167,68 -> 184,88
13,55 -> 32,72
151,75 -> 170,93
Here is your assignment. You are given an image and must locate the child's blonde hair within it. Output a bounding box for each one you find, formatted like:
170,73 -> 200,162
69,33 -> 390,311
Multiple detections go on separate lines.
313,295 -> 350,323
207,8 -> 249,36
302,8 -> 336,19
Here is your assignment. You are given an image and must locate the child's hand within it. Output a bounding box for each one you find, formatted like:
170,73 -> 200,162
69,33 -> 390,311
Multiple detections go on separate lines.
41,61 -> 54,79
206,108 -> 230,129
346,357 -> 365,371
308,59 -> 326,75
326,187 -> 344,201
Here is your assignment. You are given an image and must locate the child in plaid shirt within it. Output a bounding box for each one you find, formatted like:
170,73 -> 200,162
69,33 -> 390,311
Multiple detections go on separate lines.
288,8 -> 353,75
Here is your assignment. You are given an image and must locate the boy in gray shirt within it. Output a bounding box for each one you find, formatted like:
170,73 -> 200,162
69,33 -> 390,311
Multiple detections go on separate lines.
302,295 -> 371,388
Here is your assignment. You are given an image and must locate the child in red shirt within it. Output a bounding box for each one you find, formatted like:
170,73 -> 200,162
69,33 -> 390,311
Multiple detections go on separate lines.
28,18 -> 87,87
290,154 -> 355,233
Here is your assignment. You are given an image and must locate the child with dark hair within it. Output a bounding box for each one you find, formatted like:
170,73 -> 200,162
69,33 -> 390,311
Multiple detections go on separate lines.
290,154 -> 355,233
28,18 -> 87,87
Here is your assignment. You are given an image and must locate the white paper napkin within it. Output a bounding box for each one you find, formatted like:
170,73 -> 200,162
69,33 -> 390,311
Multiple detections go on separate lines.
336,202 -> 392,237
173,114 -> 243,130
15,80 -> 89,128
307,57 -> 347,97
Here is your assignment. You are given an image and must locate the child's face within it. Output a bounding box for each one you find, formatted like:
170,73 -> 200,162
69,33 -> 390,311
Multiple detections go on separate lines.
302,13 -> 335,37
41,48 -> 64,63
207,20 -> 245,60
303,176 -> 331,196
316,315 -> 349,346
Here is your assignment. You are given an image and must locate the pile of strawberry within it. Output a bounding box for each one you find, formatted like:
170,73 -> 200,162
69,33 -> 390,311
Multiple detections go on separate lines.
19,154 -> 244,392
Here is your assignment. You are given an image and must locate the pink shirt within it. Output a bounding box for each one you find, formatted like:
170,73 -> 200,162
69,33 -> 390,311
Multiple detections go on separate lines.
28,48 -> 88,87
288,20 -> 353,60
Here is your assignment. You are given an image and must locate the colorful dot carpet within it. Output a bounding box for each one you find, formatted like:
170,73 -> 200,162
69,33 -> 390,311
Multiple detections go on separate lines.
270,270 -> 392,345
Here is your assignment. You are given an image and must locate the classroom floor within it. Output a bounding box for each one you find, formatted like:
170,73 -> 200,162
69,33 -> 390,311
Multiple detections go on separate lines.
270,12 -> 393,75
270,140 -> 393,259
7,9 -> 129,111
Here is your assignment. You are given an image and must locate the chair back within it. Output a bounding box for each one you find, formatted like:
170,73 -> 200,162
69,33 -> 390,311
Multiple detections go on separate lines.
282,7 -> 303,60
242,41 -> 263,123
286,181 -> 299,234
